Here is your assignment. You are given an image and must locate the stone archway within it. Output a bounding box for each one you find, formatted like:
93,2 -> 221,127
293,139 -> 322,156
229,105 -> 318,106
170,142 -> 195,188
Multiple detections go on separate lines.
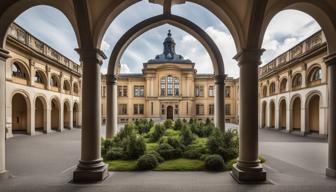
292,97 -> 301,131
308,95 -> 320,133
279,99 -> 286,129
35,96 -> 47,133
73,102 -> 80,127
64,101 -> 71,129
12,93 -> 29,134
51,98 -> 60,131
106,14 -> 226,138
270,101 -> 275,128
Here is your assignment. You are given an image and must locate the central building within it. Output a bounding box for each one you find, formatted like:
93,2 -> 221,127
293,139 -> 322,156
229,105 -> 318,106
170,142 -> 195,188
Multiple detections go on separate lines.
101,31 -> 239,124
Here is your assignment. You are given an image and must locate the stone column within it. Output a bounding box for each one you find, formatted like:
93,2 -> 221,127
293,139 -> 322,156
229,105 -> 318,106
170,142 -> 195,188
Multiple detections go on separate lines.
69,107 -> 73,129
300,107 -> 306,134
325,53 -> 336,177
106,74 -> 118,139
286,107 -> 291,132
275,102 -> 279,130
214,75 -> 226,131
45,107 -> 51,133
232,49 -> 266,182
59,103 -> 64,132
28,102 -> 35,136
73,48 -> 108,183
0,49 -> 10,177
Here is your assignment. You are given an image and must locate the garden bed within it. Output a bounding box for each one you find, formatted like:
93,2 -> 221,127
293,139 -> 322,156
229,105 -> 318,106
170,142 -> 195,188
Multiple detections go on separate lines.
102,119 -> 243,172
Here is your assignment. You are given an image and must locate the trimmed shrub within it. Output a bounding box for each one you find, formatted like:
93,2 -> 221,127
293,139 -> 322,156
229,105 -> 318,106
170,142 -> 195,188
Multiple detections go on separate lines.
117,123 -> 135,140
122,134 -> 146,160
200,154 -> 209,161
134,119 -> 153,134
136,154 -> 159,170
207,129 -> 239,161
180,125 -> 195,146
183,143 -> 207,159
147,151 -> 164,163
205,154 -> 225,171
164,119 -> 174,129
174,119 -> 183,130
156,143 -> 182,160
150,124 -> 166,142
104,147 -> 124,160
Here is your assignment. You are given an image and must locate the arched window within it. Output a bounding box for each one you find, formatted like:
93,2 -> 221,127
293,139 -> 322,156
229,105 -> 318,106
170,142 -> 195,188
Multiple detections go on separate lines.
262,86 -> 267,97
269,82 -> 276,94
160,77 -> 166,96
292,74 -> 302,89
34,71 -> 44,84
280,79 -> 287,92
73,83 -> 79,94
50,75 -> 59,87
308,67 -> 322,82
63,80 -> 70,91
12,62 -> 27,79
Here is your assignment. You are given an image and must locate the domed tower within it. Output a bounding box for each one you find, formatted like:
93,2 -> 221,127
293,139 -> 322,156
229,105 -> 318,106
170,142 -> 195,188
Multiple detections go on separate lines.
163,30 -> 176,59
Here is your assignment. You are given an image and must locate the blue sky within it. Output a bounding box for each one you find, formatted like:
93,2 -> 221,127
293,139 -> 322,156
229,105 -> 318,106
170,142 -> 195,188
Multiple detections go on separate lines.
14,1 -> 321,78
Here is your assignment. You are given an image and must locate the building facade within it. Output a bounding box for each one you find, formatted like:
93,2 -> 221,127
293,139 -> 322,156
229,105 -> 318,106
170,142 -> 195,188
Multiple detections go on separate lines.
258,30 -> 328,136
4,23 -> 82,138
101,31 -> 239,124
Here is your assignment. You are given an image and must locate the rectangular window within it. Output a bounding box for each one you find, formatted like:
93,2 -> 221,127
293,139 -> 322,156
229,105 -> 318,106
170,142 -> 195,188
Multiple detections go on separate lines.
134,85 -> 144,97
118,104 -> 127,115
209,104 -> 214,115
161,104 -> 165,115
208,86 -> 214,97
196,104 -> 204,115
134,104 -> 144,115
225,104 -> 231,115
175,104 -> 179,115
118,86 -> 128,97
195,85 -> 204,97
225,86 -> 231,97
161,77 -> 166,96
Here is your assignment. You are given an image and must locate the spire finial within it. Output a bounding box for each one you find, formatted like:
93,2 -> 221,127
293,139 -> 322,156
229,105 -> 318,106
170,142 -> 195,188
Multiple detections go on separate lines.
168,30 -> 171,37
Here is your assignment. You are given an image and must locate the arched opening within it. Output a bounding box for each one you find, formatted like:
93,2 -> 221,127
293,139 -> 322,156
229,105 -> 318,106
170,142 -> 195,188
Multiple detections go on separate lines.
11,61 -> 30,85
279,99 -> 286,129
308,94 -> 320,133
292,73 -> 302,90
12,93 -> 29,134
51,98 -> 60,131
35,96 -> 46,133
292,97 -> 301,131
280,78 -> 287,93
64,101 -> 71,129
261,101 -> 267,128
167,106 -> 174,120
34,70 -> 47,88
262,86 -> 267,97
63,80 -> 71,94
269,82 -> 276,95
307,66 -> 322,87
73,82 -> 79,95
73,102 -> 80,127
270,101 -> 275,128
50,74 -> 60,91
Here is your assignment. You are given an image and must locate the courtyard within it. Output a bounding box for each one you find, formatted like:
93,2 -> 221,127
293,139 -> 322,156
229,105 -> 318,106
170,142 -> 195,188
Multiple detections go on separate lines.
0,124 -> 335,192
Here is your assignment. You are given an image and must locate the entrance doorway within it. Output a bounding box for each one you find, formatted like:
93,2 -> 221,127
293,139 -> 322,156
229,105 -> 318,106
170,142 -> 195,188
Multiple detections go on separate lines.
167,106 -> 173,120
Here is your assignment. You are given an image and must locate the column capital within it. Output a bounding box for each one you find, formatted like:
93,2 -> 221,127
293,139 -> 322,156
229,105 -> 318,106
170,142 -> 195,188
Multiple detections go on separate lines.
324,52 -> 336,66
0,48 -> 11,60
214,75 -> 226,84
233,49 -> 265,66
75,48 -> 107,65
106,74 -> 118,85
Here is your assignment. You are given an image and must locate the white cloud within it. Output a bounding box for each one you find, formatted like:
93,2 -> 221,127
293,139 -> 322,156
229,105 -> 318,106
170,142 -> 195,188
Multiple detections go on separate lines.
101,40 -> 111,53
120,64 -> 131,73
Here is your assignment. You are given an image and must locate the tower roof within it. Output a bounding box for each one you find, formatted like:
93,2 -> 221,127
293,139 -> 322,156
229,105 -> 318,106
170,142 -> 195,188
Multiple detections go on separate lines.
145,30 -> 193,64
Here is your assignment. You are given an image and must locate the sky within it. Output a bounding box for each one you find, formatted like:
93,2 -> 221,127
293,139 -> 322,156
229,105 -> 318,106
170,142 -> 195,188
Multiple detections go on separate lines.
14,1 -> 321,78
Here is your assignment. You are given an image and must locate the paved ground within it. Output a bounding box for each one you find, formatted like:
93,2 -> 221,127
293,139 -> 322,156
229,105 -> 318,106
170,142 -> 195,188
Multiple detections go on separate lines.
0,124 -> 335,192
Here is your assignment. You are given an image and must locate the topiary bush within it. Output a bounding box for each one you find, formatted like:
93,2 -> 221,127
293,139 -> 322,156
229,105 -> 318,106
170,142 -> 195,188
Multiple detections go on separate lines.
117,123 -> 135,140
104,147 -> 124,160
136,154 -> 159,170
180,125 -> 195,146
174,119 -> 183,130
147,151 -> 164,163
164,119 -> 174,129
122,134 -> 146,160
207,129 -> 239,161
156,143 -> 182,160
134,119 -> 154,134
183,143 -> 207,159
204,154 -> 225,171
150,124 -> 166,142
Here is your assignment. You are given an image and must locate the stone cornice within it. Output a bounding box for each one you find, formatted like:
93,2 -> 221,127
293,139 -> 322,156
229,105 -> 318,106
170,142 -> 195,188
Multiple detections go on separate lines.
75,48 -> 107,65
324,52 -> 336,66
233,49 -> 265,66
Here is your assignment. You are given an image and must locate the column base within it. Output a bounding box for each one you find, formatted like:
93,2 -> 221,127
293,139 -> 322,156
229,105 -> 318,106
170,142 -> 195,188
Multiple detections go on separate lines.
231,162 -> 267,183
326,168 -> 336,178
0,170 -> 13,180
73,159 -> 108,183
